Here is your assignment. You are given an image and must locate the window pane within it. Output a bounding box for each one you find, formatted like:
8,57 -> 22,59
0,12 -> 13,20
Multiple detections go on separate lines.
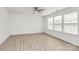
64,12 -> 78,23
54,15 -> 62,23
48,17 -> 53,30
64,24 -> 78,34
64,12 -> 78,34
54,15 -> 62,31
48,25 -> 53,30
54,24 -> 62,31
48,17 -> 53,24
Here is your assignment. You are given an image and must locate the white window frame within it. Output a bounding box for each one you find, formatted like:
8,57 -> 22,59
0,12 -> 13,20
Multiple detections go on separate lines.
48,17 -> 53,30
63,11 -> 78,35
47,11 -> 79,35
54,15 -> 63,31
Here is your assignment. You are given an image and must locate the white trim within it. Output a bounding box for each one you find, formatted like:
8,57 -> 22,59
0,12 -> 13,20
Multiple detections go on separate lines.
78,11 -> 79,34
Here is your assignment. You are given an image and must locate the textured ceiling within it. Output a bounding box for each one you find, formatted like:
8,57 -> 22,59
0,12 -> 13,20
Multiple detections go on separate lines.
7,7 -> 66,16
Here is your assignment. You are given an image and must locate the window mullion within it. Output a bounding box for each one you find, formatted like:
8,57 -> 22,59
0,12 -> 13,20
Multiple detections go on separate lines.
62,15 -> 64,32
77,11 -> 79,34
53,16 -> 54,31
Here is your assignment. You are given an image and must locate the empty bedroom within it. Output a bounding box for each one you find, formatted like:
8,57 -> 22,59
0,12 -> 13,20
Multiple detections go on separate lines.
0,7 -> 79,51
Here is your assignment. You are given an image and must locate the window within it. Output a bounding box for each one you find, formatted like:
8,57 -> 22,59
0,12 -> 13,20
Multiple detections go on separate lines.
54,15 -> 62,31
47,11 -> 78,35
64,12 -> 78,34
48,17 -> 53,30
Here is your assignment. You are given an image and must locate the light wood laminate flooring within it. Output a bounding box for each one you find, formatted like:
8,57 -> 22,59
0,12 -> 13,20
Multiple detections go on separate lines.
0,33 -> 79,51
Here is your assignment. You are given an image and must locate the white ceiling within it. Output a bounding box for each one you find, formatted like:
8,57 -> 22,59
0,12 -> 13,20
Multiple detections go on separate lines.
7,7 -> 66,16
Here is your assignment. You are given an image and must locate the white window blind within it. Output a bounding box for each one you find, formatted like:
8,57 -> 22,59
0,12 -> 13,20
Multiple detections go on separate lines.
48,17 -> 53,30
64,12 -> 78,34
54,15 -> 62,31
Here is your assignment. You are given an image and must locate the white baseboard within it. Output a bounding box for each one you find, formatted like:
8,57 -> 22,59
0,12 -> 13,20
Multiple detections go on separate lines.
10,32 -> 43,36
